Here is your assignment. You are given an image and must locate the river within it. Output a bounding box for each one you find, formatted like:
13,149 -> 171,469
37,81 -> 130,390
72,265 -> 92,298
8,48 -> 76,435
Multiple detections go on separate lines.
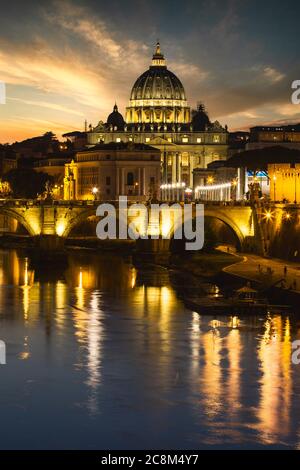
0,248 -> 300,449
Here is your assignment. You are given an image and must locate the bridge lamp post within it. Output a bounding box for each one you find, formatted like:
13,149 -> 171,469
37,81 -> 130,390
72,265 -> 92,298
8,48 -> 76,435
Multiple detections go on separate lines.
231,179 -> 238,201
265,211 -> 272,220
207,176 -> 214,201
273,174 -> 277,202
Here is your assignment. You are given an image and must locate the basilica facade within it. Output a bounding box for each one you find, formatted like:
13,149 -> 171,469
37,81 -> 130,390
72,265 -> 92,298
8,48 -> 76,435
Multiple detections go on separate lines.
87,43 -> 228,188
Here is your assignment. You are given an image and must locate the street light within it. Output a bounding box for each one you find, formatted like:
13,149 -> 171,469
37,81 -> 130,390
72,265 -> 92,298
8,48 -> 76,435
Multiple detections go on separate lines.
264,210 -> 272,220
273,174 -> 277,201
92,187 -> 98,199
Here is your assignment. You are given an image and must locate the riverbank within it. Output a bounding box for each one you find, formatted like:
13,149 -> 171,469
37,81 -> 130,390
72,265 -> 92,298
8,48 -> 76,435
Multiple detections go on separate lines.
170,250 -> 243,278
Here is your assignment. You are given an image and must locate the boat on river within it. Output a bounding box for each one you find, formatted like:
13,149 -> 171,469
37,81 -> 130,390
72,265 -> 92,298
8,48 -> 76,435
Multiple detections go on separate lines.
184,282 -> 291,315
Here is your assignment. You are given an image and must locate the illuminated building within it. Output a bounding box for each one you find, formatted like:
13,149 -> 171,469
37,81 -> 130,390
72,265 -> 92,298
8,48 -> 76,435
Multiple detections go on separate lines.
226,146 -> 300,201
63,142 -> 161,201
64,160 -> 78,200
247,124 -> 300,151
268,162 -> 300,203
87,43 -> 228,188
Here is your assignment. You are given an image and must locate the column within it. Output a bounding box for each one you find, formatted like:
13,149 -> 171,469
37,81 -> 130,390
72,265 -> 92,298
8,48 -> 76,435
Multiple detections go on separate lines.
176,153 -> 180,182
142,168 -> 146,196
116,167 -> 120,197
172,153 -> 177,183
121,168 -> 125,195
138,168 -> 141,196
189,154 -> 194,188
178,154 -> 182,183
163,152 -> 168,183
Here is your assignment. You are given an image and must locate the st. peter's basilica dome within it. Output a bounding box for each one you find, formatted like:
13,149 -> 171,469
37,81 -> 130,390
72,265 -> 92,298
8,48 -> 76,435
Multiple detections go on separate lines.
125,43 -> 190,125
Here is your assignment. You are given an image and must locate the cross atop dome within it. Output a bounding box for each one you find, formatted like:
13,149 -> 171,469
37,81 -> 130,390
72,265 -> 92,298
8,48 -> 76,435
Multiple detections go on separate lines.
151,41 -> 166,67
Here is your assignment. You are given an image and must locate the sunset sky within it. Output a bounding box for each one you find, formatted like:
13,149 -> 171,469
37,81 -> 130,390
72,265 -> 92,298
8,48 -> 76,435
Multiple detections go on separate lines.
0,0 -> 299,143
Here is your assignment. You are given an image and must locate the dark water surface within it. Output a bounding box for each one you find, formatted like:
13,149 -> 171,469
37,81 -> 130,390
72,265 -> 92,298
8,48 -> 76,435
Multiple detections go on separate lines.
0,248 -> 300,449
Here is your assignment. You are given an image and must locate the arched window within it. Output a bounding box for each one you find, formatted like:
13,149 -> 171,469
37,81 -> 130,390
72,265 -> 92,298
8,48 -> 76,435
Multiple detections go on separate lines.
127,172 -> 134,185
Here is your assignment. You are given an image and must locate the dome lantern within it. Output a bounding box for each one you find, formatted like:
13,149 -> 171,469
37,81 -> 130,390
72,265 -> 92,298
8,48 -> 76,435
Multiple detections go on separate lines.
151,42 -> 166,67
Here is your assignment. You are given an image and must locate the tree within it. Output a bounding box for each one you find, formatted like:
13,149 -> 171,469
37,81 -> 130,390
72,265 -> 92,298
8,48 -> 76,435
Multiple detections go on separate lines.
3,168 -> 53,199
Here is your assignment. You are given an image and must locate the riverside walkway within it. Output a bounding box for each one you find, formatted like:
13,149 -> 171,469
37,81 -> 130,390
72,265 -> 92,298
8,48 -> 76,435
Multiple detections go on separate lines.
220,248 -> 300,294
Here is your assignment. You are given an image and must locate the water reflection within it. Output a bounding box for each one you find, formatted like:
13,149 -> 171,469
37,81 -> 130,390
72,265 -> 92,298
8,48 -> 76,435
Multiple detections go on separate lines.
0,249 -> 299,448
256,315 -> 292,444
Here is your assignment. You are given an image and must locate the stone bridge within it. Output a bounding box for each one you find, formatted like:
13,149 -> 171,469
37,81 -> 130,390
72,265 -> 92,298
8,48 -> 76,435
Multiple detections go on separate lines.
0,199 -> 262,252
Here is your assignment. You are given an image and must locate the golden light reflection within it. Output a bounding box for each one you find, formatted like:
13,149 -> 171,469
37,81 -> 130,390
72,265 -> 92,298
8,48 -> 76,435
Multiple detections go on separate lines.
22,286 -> 30,319
190,312 -> 201,377
55,281 -> 68,332
256,315 -> 292,443
19,335 -> 30,361
226,327 -> 242,419
130,267 -> 137,288
230,315 -> 239,329
201,328 -> 222,417
86,292 -> 104,414
72,289 -> 104,415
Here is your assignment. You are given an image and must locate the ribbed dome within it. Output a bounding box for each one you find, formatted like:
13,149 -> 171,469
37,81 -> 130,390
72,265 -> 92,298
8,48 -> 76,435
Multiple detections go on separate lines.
130,68 -> 186,101
130,43 -> 186,101
106,104 -> 125,129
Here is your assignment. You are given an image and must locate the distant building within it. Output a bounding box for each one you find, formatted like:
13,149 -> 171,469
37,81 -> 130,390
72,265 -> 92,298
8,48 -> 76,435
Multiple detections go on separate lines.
62,131 -> 87,150
228,131 -> 250,158
0,155 -> 17,176
247,124 -> 300,150
226,146 -> 300,201
63,142 -> 161,201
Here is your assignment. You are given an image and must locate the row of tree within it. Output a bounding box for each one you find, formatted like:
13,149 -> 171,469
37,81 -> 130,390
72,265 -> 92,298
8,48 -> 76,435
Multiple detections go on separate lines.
1,168 -> 53,199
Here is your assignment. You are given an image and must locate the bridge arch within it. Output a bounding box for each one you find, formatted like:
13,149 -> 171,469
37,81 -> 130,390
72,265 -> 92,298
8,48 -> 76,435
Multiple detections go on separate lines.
168,206 -> 253,251
204,209 -> 245,249
0,207 -> 38,236
60,208 -> 97,238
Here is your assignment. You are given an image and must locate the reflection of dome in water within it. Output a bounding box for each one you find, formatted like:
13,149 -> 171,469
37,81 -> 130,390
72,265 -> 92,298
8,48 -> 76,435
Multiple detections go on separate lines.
126,42 -> 190,125
106,103 -> 125,129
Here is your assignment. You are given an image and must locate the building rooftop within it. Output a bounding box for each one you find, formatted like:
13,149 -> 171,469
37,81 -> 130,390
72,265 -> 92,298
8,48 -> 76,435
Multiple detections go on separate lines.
226,145 -> 300,170
250,123 -> 300,132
